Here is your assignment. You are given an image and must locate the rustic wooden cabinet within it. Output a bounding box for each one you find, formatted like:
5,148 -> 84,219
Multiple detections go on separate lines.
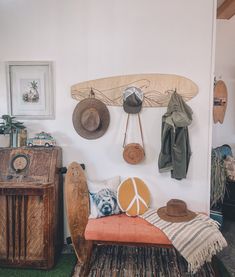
0,147 -> 63,269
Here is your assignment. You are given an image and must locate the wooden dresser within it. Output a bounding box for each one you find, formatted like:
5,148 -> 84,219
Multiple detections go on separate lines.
0,147 -> 63,269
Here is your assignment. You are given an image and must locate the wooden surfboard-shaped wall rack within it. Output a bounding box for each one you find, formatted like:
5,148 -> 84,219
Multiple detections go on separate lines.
213,80 -> 228,124
71,74 -> 198,107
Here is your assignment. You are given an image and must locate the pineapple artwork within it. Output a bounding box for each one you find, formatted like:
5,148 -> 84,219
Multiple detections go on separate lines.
22,80 -> 40,103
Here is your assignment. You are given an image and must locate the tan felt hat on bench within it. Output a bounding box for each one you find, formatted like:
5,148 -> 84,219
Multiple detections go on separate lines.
157,199 -> 196,223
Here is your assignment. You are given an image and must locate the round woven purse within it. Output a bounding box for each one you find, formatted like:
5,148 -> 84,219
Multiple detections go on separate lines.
123,114 -> 145,165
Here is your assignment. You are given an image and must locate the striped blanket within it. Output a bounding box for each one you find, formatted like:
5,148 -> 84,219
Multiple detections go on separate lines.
140,209 -> 227,273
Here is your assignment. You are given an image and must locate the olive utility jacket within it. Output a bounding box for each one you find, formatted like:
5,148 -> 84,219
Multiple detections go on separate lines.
158,91 -> 193,180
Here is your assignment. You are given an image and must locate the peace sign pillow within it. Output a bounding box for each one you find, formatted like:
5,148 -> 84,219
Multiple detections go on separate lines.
117,177 -> 150,216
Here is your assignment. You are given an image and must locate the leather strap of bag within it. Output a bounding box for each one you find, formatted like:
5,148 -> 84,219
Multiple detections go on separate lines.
138,113 -> 145,150
123,114 -> 130,148
122,114 -> 145,150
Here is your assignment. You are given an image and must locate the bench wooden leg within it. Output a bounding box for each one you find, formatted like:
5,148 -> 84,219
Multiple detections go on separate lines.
77,240 -> 93,277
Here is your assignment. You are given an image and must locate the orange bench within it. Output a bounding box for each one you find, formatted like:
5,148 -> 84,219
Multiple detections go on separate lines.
85,213 -> 171,246
65,163 -> 220,277
65,162 -> 174,276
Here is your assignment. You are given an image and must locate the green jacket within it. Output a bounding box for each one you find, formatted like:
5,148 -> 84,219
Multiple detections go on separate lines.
158,91 -> 193,180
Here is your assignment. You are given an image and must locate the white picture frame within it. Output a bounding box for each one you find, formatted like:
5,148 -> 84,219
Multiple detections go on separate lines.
6,61 -> 55,119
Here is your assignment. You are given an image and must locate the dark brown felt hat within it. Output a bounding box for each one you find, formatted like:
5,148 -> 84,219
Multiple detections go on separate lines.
157,199 -> 197,223
72,98 -> 110,140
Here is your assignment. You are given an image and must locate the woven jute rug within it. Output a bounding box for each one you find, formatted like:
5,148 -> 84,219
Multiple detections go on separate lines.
73,245 -> 215,277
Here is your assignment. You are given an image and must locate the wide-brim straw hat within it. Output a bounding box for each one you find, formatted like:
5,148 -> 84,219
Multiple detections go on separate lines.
157,199 -> 197,223
72,98 -> 110,140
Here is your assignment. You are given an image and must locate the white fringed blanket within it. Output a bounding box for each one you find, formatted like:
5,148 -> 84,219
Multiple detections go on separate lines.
140,209 -> 227,273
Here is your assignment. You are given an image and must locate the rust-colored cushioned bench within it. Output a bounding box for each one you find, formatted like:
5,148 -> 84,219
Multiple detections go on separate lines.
85,214 -> 171,246
65,162 -> 173,276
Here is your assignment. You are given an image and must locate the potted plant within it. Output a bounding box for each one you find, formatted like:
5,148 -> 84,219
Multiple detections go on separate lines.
0,115 -> 26,147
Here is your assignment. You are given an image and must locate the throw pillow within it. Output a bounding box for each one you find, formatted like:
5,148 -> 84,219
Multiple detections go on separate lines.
88,176 -> 121,218
117,177 -> 150,216
224,156 -> 235,181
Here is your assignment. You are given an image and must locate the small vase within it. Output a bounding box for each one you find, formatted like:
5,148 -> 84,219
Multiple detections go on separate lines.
0,134 -> 10,147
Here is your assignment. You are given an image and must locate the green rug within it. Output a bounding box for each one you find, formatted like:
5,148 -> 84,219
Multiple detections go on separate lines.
213,256 -> 232,277
0,254 -> 77,277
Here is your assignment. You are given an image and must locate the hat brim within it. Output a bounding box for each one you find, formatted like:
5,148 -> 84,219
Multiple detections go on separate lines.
123,102 -> 142,114
157,207 -> 197,223
72,98 -> 110,140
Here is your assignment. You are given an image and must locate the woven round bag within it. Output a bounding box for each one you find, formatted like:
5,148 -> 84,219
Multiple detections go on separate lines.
122,114 -> 145,165
123,143 -> 145,164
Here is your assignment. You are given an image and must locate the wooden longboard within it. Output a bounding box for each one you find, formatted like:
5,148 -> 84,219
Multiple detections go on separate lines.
64,162 -> 92,263
213,80 -> 228,124
71,74 -> 198,107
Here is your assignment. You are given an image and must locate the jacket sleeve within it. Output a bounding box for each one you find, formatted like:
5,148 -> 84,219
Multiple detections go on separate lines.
171,127 -> 191,180
158,122 -> 173,173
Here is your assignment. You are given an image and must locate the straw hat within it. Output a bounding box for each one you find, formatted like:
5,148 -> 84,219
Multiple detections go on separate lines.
72,98 -> 110,140
157,199 -> 196,223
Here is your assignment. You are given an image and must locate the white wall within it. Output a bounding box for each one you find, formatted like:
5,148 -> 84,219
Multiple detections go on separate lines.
0,0 -> 216,240
213,17 -> 235,152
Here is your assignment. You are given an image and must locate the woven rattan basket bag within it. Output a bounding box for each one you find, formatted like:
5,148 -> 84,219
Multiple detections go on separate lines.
123,114 -> 145,165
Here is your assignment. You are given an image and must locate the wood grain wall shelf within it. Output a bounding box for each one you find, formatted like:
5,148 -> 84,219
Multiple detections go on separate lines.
71,74 -> 198,107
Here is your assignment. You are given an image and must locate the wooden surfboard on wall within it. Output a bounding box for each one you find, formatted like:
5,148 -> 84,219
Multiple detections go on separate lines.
213,80 -> 228,124
71,74 -> 198,107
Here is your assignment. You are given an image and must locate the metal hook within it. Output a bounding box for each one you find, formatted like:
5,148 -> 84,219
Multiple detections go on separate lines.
89,87 -> 95,98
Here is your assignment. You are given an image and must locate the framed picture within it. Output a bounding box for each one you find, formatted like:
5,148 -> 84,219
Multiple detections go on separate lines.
6,61 -> 54,119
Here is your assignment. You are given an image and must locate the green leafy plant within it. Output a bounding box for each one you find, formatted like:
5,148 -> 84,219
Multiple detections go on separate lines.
0,115 -> 25,146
